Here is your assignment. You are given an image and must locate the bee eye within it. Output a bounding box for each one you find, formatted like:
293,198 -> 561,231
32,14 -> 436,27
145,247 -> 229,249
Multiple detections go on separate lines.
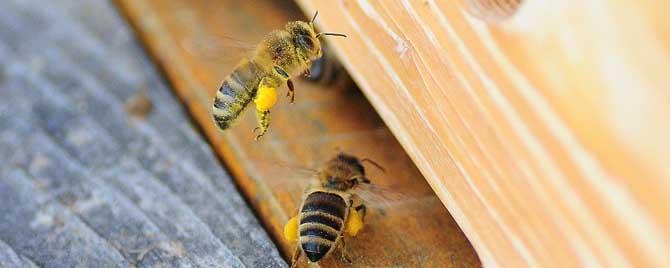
298,35 -> 314,49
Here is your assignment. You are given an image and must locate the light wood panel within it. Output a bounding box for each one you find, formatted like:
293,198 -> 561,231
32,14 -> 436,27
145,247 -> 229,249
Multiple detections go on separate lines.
294,0 -> 670,267
114,0 -> 481,267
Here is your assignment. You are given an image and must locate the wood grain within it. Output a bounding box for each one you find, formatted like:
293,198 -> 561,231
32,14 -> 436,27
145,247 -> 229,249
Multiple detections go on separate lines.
114,0 -> 481,267
0,0 -> 285,267
293,0 -> 670,267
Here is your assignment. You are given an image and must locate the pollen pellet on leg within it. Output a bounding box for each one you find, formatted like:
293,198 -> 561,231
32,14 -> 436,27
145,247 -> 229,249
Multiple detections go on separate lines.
284,215 -> 300,242
345,208 -> 364,236
254,84 -> 278,111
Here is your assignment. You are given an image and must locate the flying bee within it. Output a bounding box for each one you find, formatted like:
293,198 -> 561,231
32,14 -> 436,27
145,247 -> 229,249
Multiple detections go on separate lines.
211,11 -> 346,140
283,153 -> 388,267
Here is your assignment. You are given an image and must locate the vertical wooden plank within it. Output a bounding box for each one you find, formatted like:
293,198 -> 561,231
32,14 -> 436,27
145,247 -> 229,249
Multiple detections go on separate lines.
294,0 -> 670,267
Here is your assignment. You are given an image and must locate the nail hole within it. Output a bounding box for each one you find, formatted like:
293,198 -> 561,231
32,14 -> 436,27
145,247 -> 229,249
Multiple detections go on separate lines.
466,0 -> 524,22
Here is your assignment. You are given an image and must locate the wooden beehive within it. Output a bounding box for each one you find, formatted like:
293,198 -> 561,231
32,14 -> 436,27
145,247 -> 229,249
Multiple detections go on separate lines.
294,0 -> 670,267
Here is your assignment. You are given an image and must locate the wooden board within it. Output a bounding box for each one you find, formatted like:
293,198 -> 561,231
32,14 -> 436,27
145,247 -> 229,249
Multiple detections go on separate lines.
0,0 -> 284,267
292,0 -> 670,267
114,0 -> 481,267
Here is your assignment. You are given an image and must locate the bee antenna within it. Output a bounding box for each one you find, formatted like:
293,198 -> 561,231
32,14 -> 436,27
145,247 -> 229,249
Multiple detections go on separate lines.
316,32 -> 347,38
361,158 -> 386,173
311,10 -> 319,24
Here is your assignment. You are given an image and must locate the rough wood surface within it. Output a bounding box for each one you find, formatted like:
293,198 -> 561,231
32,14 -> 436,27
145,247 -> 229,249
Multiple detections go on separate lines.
293,1 -> 670,267
0,239 -> 38,268
0,0 -> 285,267
114,0 -> 481,267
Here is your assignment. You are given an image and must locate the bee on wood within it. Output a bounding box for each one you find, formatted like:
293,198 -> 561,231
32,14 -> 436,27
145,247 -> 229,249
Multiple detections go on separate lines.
283,153 -> 387,267
211,11 -> 346,140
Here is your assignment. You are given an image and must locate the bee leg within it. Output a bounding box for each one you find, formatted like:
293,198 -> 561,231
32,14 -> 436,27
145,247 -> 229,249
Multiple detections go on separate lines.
254,110 -> 270,140
286,79 -> 295,104
354,204 -> 367,221
290,246 -> 302,268
254,77 -> 278,140
303,68 -> 311,78
339,237 -> 353,264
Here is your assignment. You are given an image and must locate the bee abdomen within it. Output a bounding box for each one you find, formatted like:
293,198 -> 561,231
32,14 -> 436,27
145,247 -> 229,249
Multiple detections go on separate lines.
301,192 -> 346,218
300,225 -> 338,241
301,238 -> 333,263
212,60 -> 261,130
298,192 -> 347,262
300,214 -> 342,230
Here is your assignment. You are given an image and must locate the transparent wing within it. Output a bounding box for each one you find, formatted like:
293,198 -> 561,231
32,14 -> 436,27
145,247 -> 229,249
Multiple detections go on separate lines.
250,155 -> 319,203
180,34 -> 258,64
355,183 -> 408,209
250,154 -> 438,211
355,180 -> 439,210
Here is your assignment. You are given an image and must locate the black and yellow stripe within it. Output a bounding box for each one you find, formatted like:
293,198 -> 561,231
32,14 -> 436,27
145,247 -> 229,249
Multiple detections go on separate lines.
298,191 -> 347,262
212,59 -> 263,130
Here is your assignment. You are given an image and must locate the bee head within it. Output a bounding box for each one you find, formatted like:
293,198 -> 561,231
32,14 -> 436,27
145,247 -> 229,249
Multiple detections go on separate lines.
319,153 -> 369,191
335,153 -> 366,176
286,11 -> 346,62
286,21 -> 321,60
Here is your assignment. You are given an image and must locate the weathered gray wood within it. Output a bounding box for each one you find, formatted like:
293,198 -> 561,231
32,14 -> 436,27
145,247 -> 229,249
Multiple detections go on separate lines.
0,113 -> 197,268
0,239 -> 39,268
0,0 -> 286,267
0,169 -> 129,268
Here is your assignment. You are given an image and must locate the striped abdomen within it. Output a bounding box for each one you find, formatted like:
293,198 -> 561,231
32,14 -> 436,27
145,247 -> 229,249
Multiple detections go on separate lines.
212,59 -> 263,130
298,191 -> 347,263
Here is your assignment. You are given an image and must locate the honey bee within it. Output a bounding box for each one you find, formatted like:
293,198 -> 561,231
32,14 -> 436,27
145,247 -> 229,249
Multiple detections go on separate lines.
283,153 -> 386,267
211,11 -> 346,140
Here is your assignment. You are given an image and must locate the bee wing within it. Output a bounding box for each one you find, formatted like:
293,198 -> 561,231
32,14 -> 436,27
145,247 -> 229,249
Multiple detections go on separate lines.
251,156 -> 319,202
355,182 -> 437,210
180,34 -> 258,64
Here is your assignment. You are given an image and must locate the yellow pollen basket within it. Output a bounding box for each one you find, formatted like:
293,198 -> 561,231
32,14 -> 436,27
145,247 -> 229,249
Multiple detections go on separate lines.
345,208 -> 364,236
283,215 -> 299,242
254,83 -> 278,111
